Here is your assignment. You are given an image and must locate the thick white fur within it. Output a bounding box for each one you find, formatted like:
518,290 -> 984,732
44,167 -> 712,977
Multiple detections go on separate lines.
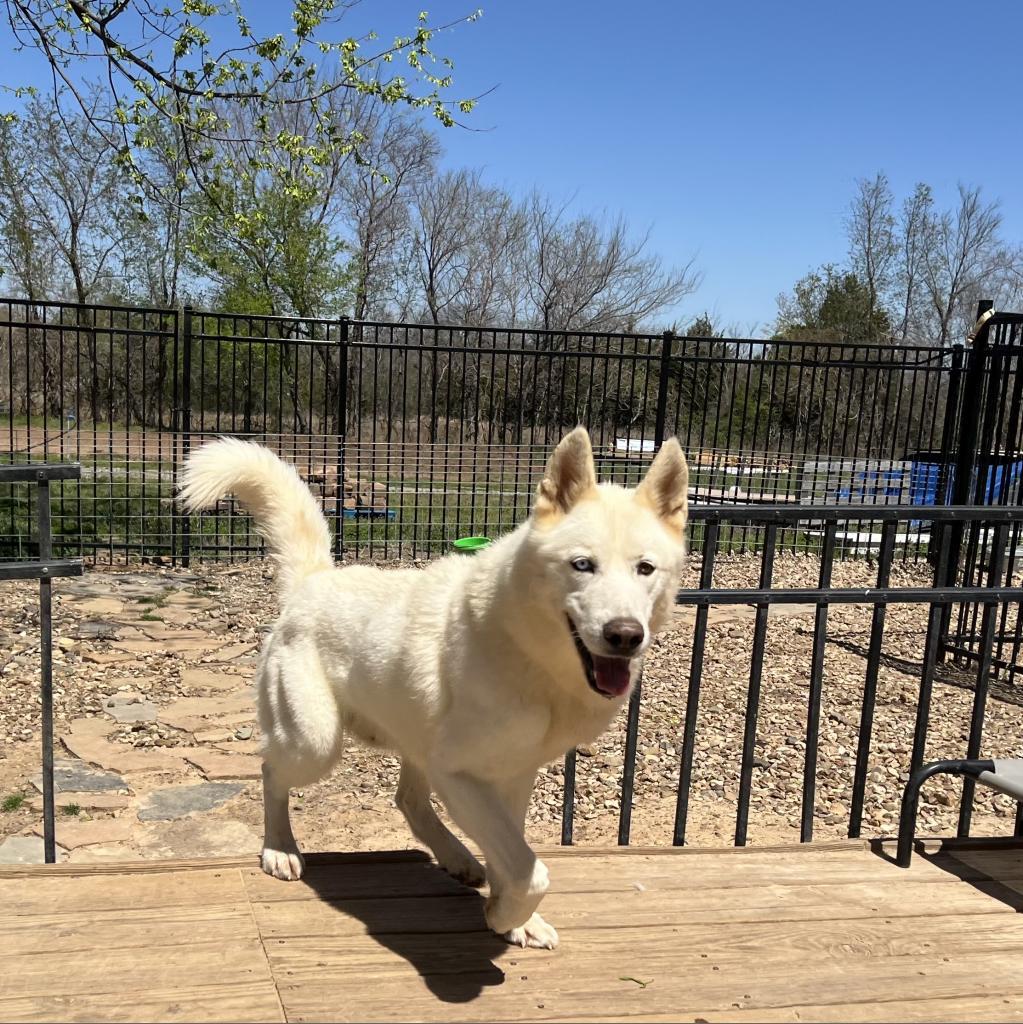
179,428 -> 689,950
178,437 -> 333,596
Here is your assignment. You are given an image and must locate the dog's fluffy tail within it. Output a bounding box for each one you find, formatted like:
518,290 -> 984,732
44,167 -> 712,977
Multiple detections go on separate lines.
179,438 -> 333,596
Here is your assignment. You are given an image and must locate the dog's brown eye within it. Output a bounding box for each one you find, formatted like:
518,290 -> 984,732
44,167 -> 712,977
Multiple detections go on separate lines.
637,561 -> 655,576
571,557 -> 596,573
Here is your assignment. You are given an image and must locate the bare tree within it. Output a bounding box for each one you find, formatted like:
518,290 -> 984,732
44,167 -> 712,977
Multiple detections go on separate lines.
0,124 -> 57,303
846,173 -> 896,340
339,107 -> 440,321
119,128 -> 193,306
519,192 -> 700,332
407,168 -> 521,325
892,183 -> 934,343
1,91 -> 129,305
922,184 -> 1020,345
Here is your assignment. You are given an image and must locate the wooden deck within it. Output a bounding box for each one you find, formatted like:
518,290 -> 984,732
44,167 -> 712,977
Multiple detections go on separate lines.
2,839 -> 1023,1023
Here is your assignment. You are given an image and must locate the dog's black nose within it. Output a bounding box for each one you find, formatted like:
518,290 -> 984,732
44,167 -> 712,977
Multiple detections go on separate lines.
602,618 -> 644,653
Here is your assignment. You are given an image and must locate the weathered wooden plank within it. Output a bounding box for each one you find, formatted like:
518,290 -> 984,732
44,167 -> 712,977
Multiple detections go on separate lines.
539,994 -> 1023,1023
0,981 -> 284,1023
250,874 -> 1016,941
241,847 -> 1023,909
0,855 -> 260,879
0,902 -> 258,955
939,847 -> 1023,877
253,892 -> 488,936
2,842 -> 1021,1024
0,867 -> 248,915
543,849 -> 1023,890
265,912 -> 1023,977
0,938 -> 274,999
272,949 -> 1023,1023
0,849 -> 433,882
242,860 -> 472,903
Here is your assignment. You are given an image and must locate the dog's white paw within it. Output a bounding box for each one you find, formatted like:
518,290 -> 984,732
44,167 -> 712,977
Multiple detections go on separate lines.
261,846 -> 305,881
439,850 -> 487,888
503,912 -> 559,950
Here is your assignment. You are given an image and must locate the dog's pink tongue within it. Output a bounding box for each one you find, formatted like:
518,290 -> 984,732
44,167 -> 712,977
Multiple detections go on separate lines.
592,656 -> 632,697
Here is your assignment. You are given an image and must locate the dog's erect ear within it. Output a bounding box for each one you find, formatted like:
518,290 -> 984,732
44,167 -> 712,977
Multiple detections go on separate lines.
635,438 -> 689,537
534,426 -> 598,520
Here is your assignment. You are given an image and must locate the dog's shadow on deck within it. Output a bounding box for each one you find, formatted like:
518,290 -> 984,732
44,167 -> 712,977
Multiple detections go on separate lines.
300,850 -> 510,1004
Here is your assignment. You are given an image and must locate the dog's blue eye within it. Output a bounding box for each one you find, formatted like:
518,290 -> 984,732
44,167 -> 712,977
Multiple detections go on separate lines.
637,561 -> 656,576
571,557 -> 596,573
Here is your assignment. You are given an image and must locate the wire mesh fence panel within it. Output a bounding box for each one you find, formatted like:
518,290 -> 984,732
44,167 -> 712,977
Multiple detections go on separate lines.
0,298 -> 178,561
0,299 -> 1018,574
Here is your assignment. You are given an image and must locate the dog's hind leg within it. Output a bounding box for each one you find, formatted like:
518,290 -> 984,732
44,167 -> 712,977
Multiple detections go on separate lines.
261,760 -> 306,881
396,760 -> 486,888
258,648 -> 343,881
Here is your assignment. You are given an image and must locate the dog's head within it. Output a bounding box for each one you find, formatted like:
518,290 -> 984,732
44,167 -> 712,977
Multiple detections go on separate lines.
524,426 -> 688,701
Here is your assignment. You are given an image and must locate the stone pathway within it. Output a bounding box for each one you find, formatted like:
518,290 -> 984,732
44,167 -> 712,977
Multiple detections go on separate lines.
0,835 -> 66,864
4,557 -> 1021,866
1,567 -> 266,863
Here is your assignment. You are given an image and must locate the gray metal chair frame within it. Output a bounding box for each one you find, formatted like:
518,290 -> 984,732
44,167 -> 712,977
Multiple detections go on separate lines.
898,757 -> 1023,867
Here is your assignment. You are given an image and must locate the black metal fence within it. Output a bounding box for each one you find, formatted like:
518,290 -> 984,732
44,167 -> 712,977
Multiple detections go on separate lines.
3,298 -> 1013,563
9,493 -> 1021,855
5,300 -> 1023,857
565,503 -> 1023,848
0,463 -> 83,863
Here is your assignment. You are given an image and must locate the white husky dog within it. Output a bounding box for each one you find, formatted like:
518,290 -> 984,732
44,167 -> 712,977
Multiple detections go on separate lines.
180,427 -> 688,949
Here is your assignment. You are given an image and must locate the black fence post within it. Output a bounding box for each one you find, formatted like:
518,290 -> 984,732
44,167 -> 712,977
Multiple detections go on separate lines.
653,330 -> 674,450
334,317 -> 349,561
933,343 -> 965,658
932,344 -> 964,546
942,301 -> 993,604
180,305 -> 193,568
35,470 -> 56,863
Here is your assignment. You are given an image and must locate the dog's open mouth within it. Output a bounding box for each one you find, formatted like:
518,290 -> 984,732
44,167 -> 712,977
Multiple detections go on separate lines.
566,616 -> 633,699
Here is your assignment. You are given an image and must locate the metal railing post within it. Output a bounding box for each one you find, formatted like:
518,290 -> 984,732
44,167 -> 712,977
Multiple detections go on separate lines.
940,301 -> 993,658
180,305 -> 193,568
653,330 -> 674,450
35,470 -> 55,864
334,317 -> 349,560
0,463 -> 83,865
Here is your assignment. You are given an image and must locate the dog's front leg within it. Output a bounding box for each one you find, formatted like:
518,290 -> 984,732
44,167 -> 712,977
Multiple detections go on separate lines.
432,770 -> 558,949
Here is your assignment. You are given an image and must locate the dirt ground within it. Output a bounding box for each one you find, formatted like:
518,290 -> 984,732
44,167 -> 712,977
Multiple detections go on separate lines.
1,554 -> 1020,865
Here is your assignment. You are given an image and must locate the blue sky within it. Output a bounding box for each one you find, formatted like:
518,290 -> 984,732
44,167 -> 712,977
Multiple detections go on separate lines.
2,1 -> 1020,331
421,0 -> 1023,332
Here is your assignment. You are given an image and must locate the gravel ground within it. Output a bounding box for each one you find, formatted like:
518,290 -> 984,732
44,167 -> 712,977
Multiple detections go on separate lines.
1,555 -> 1021,856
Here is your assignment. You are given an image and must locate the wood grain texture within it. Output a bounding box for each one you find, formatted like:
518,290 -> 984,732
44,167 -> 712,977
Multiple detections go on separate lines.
1,842 -> 1021,1022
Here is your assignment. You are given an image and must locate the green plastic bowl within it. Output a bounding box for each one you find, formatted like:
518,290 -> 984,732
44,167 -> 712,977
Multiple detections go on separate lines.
453,536 -> 492,554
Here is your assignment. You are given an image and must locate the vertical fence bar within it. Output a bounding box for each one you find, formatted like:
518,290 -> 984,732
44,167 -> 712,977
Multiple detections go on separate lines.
334,317 -> 349,561
36,472 -> 56,864
170,307 -> 181,565
848,519 -> 897,838
910,526 -> 953,778
944,301 -> 993,589
617,673 -> 643,845
735,523 -> 777,846
932,344 -> 964,568
179,305 -> 193,568
560,747 -> 577,845
653,330 -> 674,450
957,523 -> 1007,837
800,518 -> 837,842
674,519 -> 719,845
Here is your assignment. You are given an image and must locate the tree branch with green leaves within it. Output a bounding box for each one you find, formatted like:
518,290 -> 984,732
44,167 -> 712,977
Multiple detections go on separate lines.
3,1 -> 483,203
